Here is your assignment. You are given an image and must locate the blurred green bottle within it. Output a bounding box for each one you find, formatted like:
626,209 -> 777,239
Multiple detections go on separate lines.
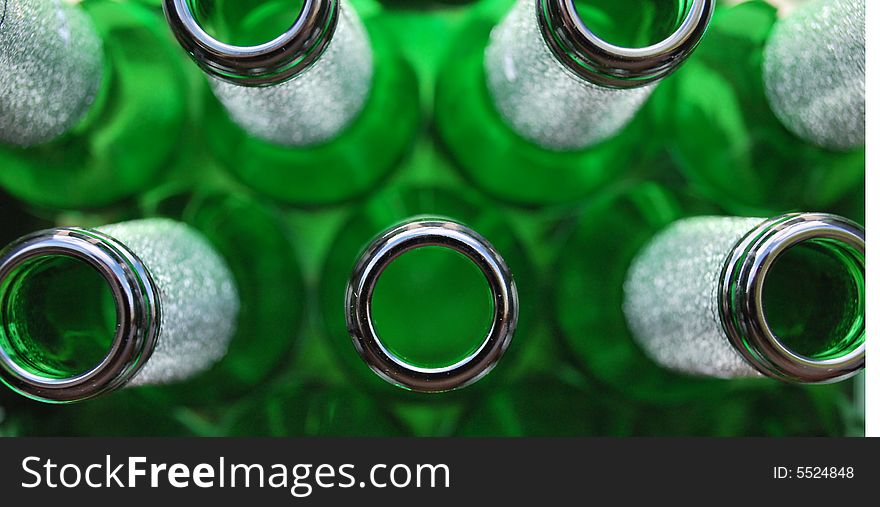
136,189 -> 306,405
165,0 -> 421,206
456,374 -> 855,437
434,0 -> 713,206
636,382 -> 855,436
318,184 -> 535,434
378,0 -> 476,8
0,0 -> 191,210
229,384 -> 405,436
552,181 -> 743,404
8,390 -> 198,436
652,0 -> 865,215
0,190 -> 53,246
455,374 -> 640,436
0,398 -> 17,436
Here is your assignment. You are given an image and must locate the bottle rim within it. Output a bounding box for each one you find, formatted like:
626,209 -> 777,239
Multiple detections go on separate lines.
0,228 -> 160,403
345,218 -> 519,393
162,0 -> 338,86
537,0 -> 715,88
718,213 -> 865,384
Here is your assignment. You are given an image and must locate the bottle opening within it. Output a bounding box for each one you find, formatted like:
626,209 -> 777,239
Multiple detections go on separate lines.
188,0 -> 306,47
0,255 -> 118,379
370,246 -> 495,370
762,238 -> 865,361
719,213 -> 865,383
573,0 -> 694,48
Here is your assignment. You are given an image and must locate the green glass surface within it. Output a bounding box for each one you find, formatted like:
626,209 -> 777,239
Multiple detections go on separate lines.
635,384 -> 849,436
0,0 -> 191,210
371,247 -> 494,369
762,239 -> 865,359
0,403 -> 17,436
651,1 -> 865,215
7,391 -> 198,436
205,13 -> 422,206
434,11 -> 659,207
456,375 -> 638,436
573,0 -> 693,48
0,256 -> 117,379
230,385 -> 405,436
379,0 -> 476,7
0,192 -> 53,246
138,189 -> 306,404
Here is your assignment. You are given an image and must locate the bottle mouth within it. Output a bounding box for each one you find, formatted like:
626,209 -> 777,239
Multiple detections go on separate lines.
345,218 -> 518,393
0,228 -> 160,403
163,0 -> 338,86
719,213 -> 865,383
537,0 -> 715,88
370,245 -> 495,370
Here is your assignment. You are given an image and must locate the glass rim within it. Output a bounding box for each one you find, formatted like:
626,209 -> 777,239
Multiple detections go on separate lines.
0,228 -> 160,403
537,0 -> 715,88
719,213 -> 865,384
163,0 -> 338,86
345,218 -> 519,393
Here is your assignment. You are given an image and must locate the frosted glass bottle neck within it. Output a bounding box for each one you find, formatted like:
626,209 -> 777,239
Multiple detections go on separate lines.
0,0 -> 104,146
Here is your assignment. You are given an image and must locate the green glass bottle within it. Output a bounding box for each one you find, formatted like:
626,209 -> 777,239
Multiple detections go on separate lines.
434,0 -> 713,206
318,184 -> 535,434
136,188 -> 307,405
229,384 -> 405,436
164,0 -> 421,206
378,0 -> 476,8
555,179 -> 864,401
455,375 -> 639,436
844,372 -> 865,436
0,190 -> 53,247
9,389 -> 198,436
624,212 -> 864,383
0,392 -> 20,436
0,218 -> 239,403
553,181 -> 746,404
0,0 -> 191,210
132,0 -> 164,7
637,383 -> 853,436
652,0 -> 865,214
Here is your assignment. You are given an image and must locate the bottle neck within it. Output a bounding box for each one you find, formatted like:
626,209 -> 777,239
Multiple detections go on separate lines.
762,0 -> 865,150
0,0 -> 104,146
536,0 -> 715,88
163,0 -> 338,86
0,228 -> 160,403
719,213 -> 865,383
